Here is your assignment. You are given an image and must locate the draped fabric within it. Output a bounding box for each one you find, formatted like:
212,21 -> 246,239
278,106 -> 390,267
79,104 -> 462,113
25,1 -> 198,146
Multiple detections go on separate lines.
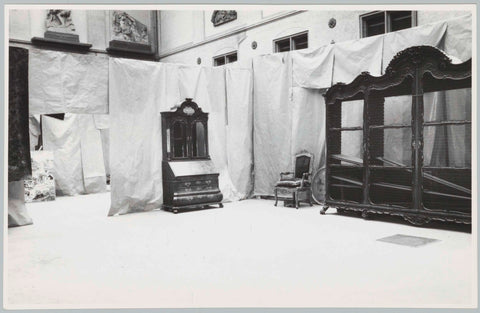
108,59 -> 253,216
42,114 -> 107,196
29,49 -> 109,114
9,47 -> 32,182
252,14 -> 472,196
8,181 -> 33,227
8,47 -> 33,227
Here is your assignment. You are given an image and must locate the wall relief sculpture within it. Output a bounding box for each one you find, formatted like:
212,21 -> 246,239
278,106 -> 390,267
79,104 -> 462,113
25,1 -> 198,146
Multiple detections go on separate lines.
211,10 -> 237,27
112,11 -> 149,44
46,10 -> 75,33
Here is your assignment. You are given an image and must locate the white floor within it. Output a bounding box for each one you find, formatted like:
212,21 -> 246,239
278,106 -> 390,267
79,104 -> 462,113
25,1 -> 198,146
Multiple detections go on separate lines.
6,192 -> 475,309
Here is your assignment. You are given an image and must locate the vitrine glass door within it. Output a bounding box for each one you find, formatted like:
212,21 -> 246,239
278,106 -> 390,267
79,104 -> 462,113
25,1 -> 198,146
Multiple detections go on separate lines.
172,121 -> 188,158
327,99 -> 364,204
191,121 -> 207,158
421,88 -> 472,213
368,93 -> 413,209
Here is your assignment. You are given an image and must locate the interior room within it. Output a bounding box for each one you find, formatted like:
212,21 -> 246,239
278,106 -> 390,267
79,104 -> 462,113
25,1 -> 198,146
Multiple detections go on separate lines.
5,5 -> 476,309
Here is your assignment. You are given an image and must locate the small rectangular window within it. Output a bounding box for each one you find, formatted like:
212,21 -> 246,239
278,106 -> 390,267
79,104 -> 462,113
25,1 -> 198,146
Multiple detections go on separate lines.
362,12 -> 385,37
226,53 -> 237,63
274,31 -> 308,53
389,11 -> 413,32
213,51 -> 237,66
361,11 -> 416,38
292,32 -> 308,50
275,38 -> 291,52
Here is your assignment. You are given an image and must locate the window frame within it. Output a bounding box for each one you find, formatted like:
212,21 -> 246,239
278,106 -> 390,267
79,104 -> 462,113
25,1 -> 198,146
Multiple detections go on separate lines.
360,11 -> 417,38
273,30 -> 309,53
213,51 -> 238,66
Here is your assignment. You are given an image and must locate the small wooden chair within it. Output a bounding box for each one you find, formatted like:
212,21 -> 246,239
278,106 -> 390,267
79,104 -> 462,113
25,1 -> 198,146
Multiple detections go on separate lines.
274,152 -> 314,209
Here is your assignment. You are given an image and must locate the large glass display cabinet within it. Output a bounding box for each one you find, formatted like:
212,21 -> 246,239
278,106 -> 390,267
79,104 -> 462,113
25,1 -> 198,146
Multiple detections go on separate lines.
161,98 -> 223,213
321,46 -> 471,225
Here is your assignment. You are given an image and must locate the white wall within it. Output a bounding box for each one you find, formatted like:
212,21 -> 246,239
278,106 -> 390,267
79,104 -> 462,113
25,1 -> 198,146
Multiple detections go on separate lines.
204,10 -> 262,38
8,8 -> 471,62
159,10 -> 197,52
417,10 -> 470,25
159,9 -> 471,66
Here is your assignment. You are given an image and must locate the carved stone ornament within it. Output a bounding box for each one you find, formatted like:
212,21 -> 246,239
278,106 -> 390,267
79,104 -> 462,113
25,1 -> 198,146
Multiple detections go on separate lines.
112,11 -> 149,44
46,10 -> 75,33
211,10 -> 237,27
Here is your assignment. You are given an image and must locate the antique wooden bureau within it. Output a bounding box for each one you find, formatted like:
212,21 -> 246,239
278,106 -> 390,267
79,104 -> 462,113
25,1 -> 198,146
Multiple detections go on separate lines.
160,98 -> 223,213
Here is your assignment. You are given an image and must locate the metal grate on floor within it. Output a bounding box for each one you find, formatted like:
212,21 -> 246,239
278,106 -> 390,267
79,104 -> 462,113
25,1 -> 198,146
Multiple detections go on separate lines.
377,234 -> 439,247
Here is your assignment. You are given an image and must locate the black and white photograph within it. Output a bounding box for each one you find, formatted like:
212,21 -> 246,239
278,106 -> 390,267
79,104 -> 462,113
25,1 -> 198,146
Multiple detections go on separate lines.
4,3 -> 477,310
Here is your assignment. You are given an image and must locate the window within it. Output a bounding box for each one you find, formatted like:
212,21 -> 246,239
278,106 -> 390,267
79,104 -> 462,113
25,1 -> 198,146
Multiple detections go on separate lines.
213,51 -> 237,66
361,11 -> 417,38
274,31 -> 308,53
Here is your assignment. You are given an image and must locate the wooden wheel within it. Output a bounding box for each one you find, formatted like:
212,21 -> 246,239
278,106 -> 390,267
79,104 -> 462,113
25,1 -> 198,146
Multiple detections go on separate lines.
312,167 -> 326,205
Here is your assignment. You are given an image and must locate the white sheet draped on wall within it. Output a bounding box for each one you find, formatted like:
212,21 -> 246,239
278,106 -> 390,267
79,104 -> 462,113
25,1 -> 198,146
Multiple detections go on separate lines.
108,59 -> 253,216
225,66 -> 254,197
252,14 -> 472,196
42,114 -> 107,196
28,49 -> 110,197
29,49 -> 109,114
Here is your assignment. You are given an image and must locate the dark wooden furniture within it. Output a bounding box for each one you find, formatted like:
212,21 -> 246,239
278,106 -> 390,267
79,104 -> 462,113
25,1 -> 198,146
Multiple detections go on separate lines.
274,151 -> 314,209
321,46 -> 471,225
161,98 -> 223,213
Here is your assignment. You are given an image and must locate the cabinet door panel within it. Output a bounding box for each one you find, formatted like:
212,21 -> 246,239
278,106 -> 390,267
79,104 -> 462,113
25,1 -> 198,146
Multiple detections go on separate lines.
192,121 -> 207,157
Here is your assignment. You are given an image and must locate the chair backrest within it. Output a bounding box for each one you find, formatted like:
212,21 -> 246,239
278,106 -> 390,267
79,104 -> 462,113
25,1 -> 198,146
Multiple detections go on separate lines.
294,153 -> 312,179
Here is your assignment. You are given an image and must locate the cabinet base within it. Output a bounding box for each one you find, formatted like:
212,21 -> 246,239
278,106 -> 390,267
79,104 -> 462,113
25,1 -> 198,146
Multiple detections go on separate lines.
321,201 -> 470,226
162,202 -> 223,214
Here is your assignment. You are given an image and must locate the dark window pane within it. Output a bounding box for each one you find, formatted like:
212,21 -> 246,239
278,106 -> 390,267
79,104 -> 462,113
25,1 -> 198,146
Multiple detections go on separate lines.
292,33 -> 308,50
226,53 -> 237,63
364,12 -> 385,37
389,11 -> 412,31
214,56 -> 226,66
275,38 -> 291,52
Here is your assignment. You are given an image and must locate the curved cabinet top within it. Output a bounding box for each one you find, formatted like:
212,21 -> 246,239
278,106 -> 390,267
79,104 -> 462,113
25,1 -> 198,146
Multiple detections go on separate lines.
324,45 -> 471,104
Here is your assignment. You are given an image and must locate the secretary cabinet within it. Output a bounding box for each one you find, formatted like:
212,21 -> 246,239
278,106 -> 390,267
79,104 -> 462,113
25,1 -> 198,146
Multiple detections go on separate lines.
161,98 -> 223,213
321,46 -> 471,225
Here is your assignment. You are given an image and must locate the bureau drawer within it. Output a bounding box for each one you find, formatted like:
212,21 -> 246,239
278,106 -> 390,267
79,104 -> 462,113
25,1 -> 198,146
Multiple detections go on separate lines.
174,178 -> 218,193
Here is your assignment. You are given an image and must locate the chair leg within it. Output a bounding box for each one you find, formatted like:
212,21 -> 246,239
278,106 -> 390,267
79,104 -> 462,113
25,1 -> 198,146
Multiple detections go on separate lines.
308,190 -> 313,206
274,188 -> 278,206
295,190 -> 299,209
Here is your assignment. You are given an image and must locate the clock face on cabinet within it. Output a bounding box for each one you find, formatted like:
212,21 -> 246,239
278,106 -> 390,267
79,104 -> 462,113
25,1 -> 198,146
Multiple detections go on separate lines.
183,106 -> 195,116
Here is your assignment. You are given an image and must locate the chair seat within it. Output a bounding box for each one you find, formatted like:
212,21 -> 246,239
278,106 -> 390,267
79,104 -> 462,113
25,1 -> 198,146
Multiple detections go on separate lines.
275,179 -> 311,188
